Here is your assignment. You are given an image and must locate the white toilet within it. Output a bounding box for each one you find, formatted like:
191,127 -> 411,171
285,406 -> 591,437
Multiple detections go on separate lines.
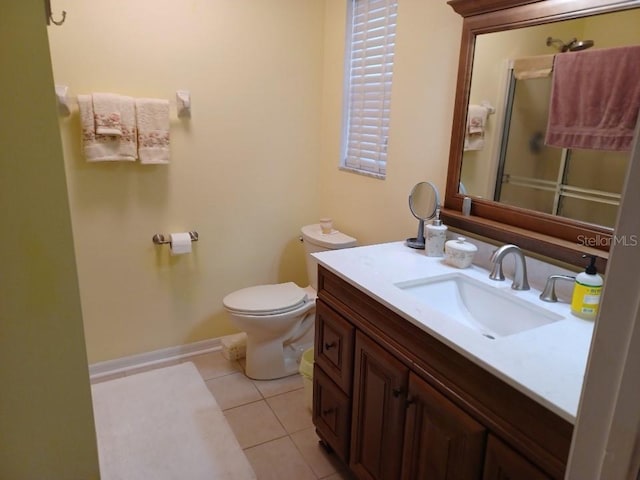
223,223 -> 356,380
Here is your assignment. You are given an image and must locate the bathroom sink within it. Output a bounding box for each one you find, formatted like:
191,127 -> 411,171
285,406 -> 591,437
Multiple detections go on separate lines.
394,273 -> 562,339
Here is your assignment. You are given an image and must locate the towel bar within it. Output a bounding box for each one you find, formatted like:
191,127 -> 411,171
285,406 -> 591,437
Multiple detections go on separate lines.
55,85 -> 191,118
152,231 -> 199,245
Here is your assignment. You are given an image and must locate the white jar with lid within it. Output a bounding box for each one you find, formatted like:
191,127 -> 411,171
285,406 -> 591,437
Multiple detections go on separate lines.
444,237 -> 478,269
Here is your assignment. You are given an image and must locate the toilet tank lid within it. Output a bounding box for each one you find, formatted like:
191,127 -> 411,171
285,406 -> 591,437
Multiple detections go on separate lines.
223,282 -> 308,314
301,224 -> 357,249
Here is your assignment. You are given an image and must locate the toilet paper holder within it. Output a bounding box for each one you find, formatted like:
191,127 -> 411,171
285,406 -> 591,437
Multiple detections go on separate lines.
152,231 -> 199,245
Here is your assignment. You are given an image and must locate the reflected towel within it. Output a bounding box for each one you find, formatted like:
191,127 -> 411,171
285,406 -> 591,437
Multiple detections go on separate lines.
464,104 -> 488,151
513,54 -> 555,80
93,93 -> 123,136
545,46 -> 640,151
135,98 -> 170,164
78,94 -> 137,162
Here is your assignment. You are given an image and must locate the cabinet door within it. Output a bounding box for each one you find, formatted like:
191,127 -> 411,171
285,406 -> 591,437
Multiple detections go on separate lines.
350,331 -> 409,480
315,299 -> 355,394
401,372 -> 486,480
483,435 -> 552,480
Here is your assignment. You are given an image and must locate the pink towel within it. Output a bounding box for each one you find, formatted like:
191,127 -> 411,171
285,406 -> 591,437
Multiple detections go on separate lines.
545,45 -> 640,151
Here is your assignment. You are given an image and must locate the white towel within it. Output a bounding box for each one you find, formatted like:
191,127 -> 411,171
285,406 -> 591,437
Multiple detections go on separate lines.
78,94 -> 137,162
135,98 -> 170,164
464,104 -> 489,151
93,93 -> 123,136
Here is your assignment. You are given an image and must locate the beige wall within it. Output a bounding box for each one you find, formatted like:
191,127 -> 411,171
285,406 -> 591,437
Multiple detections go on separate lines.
0,2 -> 99,478
47,0 -> 464,363
48,0 -> 324,362
320,0 -> 462,245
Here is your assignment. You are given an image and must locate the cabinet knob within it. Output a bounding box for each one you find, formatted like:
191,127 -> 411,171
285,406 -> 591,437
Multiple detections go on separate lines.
392,387 -> 403,398
324,341 -> 336,350
322,408 -> 334,415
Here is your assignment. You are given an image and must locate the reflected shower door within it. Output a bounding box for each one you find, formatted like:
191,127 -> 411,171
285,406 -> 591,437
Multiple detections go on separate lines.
495,71 -> 626,228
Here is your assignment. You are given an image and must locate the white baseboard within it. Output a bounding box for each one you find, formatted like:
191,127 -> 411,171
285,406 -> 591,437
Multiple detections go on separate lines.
89,337 -> 222,381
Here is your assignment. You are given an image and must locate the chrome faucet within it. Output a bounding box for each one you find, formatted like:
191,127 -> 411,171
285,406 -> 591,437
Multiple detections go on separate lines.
489,244 -> 530,290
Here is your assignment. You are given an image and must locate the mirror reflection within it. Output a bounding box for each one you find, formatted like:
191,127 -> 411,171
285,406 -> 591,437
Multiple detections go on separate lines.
459,9 -> 640,229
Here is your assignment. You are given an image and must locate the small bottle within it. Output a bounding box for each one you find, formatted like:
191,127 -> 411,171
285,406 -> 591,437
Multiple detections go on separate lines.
462,196 -> 472,216
426,208 -> 447,257
570,255 -> 603,319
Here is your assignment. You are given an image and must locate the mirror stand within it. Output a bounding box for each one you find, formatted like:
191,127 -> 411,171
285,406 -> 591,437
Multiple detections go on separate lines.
405,181 -> 440,249
406,220 -> 426,249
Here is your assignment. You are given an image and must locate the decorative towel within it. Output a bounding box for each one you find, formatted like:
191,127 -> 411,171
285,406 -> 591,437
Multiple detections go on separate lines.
78,94 -> 137,162
135,98 -> 170,164
464,104 -> 489,151
545,45 -> 640,151
93,93 -> 123,136
513,54 -> 555,80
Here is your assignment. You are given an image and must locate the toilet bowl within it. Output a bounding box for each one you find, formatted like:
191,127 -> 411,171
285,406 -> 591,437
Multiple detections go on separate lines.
223,223 -> 356,380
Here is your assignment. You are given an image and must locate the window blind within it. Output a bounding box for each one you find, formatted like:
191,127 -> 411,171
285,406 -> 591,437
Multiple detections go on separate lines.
342,0 -> 397,176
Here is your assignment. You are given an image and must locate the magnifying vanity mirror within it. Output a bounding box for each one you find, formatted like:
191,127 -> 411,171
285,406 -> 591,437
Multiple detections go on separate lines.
406,181 -> 440,249
443,0 -> 640,269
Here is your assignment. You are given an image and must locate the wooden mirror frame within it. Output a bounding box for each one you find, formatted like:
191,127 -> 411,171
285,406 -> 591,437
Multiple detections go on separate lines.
442,0 -> 640,269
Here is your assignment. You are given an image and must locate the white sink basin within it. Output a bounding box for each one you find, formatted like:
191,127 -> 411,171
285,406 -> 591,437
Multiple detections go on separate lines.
395,273 -> 562,339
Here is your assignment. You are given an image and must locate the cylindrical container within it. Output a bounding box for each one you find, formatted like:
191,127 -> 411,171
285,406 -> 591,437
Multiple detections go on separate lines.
444,236 -> 478,268
319,217 -> 333,234
298,348 -> 314,412
426,210 -> 447,257
571,255 -> 603,319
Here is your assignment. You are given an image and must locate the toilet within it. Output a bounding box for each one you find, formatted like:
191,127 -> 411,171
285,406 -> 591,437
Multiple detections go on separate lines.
223,223 -> 356,380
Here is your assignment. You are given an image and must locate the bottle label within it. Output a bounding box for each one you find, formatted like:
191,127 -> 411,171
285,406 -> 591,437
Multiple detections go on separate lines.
571,283 -> 601,317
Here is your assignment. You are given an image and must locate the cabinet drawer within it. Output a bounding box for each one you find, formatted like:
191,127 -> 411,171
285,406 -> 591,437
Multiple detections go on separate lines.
315,299 -> 355,394
313,364 -> 351,463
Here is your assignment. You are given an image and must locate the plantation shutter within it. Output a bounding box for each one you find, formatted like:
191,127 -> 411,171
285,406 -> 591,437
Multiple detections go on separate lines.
343,0 -> 397,176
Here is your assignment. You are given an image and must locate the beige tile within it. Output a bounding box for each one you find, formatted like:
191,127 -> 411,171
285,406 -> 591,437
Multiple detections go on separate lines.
205,372 -> 262,410
252,373 -> 304,398
186,351 -> 241,380
224,400 -> 287,449
290,427 -> 344,479
266,388 -> 313,434
244,436 -> 316,480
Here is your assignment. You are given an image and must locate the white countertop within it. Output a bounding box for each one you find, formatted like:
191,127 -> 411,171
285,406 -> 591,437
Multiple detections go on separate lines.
313,241 -> 595,423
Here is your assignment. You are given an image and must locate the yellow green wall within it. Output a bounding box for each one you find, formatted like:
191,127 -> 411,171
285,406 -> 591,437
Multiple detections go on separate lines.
0,2 -> 99,478
47,0 -> 464,363
320,0 -> 462,245
48,0 -> 324,362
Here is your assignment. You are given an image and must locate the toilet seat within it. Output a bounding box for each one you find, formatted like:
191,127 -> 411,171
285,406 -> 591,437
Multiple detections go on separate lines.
223,282 -> 309,316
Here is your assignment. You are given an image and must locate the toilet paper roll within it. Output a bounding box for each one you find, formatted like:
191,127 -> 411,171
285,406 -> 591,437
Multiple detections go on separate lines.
170,232 -> 192,256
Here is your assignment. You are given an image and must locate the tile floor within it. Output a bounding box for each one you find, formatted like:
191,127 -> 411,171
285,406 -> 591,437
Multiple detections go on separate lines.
93,351 -> 355,480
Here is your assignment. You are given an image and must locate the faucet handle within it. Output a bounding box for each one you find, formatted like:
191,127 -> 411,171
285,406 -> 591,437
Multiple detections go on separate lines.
539,275 -> 576,302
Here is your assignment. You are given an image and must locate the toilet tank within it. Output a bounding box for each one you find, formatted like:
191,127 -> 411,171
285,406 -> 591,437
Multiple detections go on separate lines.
301,224 -> 357,290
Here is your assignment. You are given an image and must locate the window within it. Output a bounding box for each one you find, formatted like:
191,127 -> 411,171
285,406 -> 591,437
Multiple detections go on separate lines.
341,0 -> 397,178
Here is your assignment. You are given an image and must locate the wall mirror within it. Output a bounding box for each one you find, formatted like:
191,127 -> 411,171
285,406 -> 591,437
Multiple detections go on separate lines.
443,0 -> 640,268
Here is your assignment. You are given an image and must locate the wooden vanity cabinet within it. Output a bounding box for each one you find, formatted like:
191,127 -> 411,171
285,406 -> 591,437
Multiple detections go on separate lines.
313,266 -> 573,480
483,435 -> 552,480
